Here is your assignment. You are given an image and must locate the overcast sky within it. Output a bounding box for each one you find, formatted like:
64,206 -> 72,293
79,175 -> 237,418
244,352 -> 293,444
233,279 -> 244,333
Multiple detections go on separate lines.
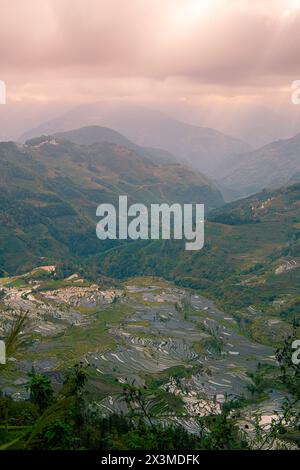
1,0 -> 300,142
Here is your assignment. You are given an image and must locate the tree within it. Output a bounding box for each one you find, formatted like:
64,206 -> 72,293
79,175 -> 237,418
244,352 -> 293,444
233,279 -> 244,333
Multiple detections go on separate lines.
4,309 -> 29,358
27,368 -> 54,413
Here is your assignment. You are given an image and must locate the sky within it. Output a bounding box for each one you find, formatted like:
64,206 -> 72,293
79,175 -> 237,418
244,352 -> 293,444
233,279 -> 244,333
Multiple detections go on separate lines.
1,0 -> 300,143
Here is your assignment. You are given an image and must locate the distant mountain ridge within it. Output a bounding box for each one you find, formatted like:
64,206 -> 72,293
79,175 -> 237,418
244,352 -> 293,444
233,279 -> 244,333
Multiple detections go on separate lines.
219,132 -> 300,197
19,102 -> 251,178
53,125 -> 179,165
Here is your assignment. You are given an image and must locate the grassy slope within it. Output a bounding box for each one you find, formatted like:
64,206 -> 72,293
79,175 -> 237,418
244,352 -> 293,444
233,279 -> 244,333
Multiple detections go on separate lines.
0,140 -> 223,274
96,184 -> 300,344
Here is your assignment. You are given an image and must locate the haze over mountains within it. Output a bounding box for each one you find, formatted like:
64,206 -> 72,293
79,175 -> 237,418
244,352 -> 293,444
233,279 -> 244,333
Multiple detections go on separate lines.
54,125 -> 179,165
2,0 -> 300,452
18,102 -> 300,202
20,103 -> 251,178
59,124 -> 300,197
220,132 -> 300,198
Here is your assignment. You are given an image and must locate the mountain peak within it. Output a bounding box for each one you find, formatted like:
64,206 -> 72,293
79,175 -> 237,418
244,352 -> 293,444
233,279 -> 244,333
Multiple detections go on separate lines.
19,103 -> 251,177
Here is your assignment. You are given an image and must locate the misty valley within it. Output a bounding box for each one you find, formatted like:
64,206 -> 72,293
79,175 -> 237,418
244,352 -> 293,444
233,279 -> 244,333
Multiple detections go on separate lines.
0,124 -> 299,452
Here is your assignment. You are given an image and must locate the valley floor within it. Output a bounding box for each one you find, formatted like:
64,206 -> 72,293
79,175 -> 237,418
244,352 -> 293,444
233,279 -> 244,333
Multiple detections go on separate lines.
0,269 -> 289,437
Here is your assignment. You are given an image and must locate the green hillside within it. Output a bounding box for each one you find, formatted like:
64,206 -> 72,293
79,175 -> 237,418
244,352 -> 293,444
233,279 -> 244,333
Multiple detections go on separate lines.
0,138 -> 223,274
1,136 -> 299,344
96,184 -> 300,344
54,125 -> 179,164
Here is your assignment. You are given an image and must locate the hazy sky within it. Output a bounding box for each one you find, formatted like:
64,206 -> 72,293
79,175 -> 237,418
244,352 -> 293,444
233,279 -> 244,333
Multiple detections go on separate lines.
1,0 -> 300,142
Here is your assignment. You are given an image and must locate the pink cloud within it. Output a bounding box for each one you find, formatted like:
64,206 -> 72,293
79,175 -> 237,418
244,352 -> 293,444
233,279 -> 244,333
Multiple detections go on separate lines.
0,0 -> 299,105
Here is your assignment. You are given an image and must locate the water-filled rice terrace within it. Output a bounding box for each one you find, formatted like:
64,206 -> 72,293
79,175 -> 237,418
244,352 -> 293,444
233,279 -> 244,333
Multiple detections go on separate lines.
0,273 -> 283,429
